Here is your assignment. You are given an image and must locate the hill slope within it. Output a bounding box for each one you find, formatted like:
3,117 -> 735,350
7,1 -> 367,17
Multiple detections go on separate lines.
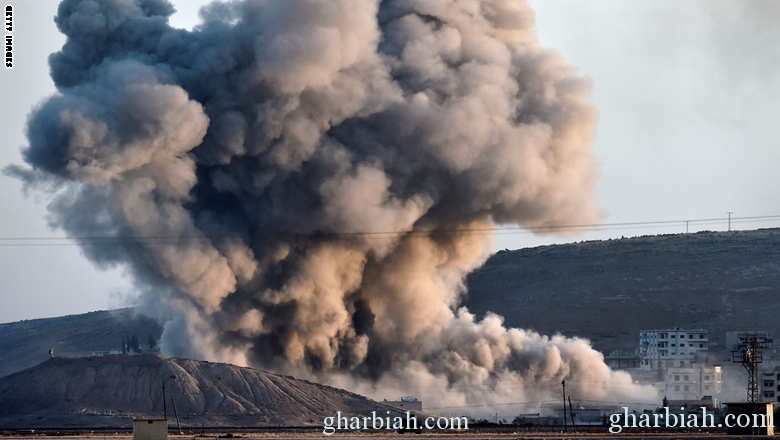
465,228 -> 780,353
0,309 -> 162,378
0,355 -> 401,428
3,229 -> 779,379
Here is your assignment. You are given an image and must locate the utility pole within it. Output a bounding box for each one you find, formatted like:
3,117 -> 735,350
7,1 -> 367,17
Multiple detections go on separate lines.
161,374 -> 176,419
561,380 -> 567,431
171,395 -> 182,434
728,211 -> 733,232
568,395 -> 576,432
162,380 -> 167,419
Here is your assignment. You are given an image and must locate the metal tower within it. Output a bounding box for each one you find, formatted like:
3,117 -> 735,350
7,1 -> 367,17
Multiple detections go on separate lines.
731,334 -> 773,402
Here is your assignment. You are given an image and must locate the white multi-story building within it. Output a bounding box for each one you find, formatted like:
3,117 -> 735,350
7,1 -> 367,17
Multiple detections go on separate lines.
639,329 -> 709,370
663,365 -> 722,400
760,366 -> 780,403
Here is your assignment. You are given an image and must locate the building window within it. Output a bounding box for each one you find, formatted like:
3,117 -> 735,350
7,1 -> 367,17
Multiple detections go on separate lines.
684,385 -> 690,391
675,375 -> 680,381
680,335 -> 686,338
704,375 -> 710,381
684,375 -> 690,381
765,380 -> 774,387
674,385 -> 680,391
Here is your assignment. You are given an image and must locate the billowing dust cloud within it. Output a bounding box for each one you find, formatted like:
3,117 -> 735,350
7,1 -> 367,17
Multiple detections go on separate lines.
10,0 -> 656,410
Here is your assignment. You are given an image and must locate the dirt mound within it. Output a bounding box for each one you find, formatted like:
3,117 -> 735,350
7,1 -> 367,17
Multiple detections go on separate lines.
0,354 -> 400,428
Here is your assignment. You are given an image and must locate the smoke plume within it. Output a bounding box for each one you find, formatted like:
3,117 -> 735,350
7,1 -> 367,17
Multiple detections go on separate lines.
10,0 -> 656,410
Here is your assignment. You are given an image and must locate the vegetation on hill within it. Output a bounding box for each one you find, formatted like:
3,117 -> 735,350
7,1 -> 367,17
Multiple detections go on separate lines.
465,228 -> 780,354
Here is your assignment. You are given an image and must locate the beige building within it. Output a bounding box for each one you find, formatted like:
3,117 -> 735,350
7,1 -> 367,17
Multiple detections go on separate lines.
663,365 -> 722,400
132,418 -> 168,440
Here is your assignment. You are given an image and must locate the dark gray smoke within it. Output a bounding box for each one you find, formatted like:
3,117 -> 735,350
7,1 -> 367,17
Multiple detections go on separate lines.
10,0 -> 655,409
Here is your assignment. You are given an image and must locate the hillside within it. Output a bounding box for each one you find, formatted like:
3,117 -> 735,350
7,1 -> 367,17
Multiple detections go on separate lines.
465,228 -> 780,353
0,355 -> 401,428
0,309 -> 162,378
2,229 -> 780,379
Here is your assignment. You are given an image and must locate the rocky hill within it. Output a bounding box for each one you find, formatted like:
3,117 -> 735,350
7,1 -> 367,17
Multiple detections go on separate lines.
0,309 -> 161,378
465,228 -> 780,354
0,354 -> 401,428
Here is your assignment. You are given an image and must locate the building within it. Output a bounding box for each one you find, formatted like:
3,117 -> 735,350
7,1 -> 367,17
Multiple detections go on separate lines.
663,365 -> 722,400
639,329 -> 709,370
558,404 -> 622,426
663,396 -> 720,424
605,349 -> 640,370
759,365 -> 780,402
383,396 -> 423,411
131,418 -> 167,440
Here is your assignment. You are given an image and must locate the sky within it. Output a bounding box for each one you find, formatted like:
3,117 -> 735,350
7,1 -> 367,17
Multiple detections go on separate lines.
1,0 -> 779,323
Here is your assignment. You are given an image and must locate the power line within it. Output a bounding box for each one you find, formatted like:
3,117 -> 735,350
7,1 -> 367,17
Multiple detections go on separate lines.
0,213 -> 779,246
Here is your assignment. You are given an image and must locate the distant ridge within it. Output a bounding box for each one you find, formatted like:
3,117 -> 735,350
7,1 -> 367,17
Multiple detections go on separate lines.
0,354 -> 402,428
465,228 -> 780,353
0,308 -> 162,378
3,228 -> 780,380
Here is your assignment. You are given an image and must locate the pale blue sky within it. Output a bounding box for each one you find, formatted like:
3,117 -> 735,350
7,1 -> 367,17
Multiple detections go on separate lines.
1,1 -> 778,322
